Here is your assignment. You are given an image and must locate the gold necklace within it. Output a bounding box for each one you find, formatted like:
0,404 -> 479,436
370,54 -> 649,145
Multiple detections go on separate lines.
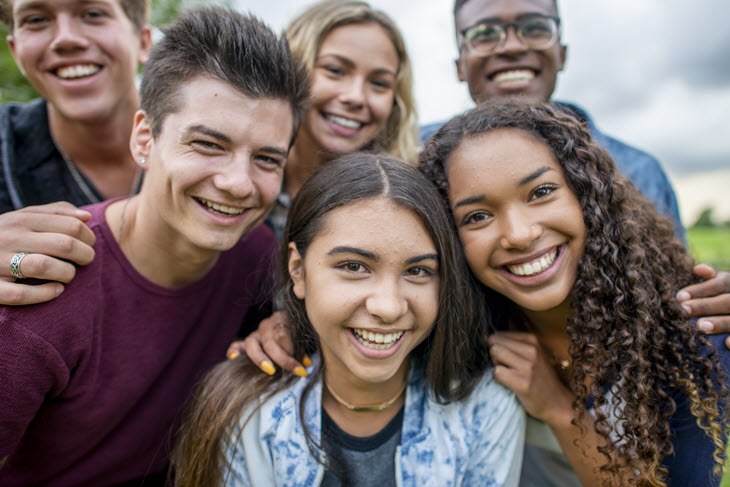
324,380 -> 407,412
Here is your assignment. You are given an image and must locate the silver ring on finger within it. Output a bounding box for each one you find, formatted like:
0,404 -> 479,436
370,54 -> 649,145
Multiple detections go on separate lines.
10,252 -> 30,279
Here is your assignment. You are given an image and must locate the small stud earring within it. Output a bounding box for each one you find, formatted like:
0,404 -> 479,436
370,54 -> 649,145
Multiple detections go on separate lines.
139,157 -> 146,165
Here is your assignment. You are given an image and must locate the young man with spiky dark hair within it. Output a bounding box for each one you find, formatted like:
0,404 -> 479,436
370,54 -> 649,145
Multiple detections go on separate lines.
0,7 -> 309,485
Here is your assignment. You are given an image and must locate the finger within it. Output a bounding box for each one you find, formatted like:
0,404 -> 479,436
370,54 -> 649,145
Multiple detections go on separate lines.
257,311 -> 289,343
226,340 -> 246,360
677,271 -> 730,301
1,232 -> 95,271
696,316 -> 730,335
489,341 -> 537,371
682,294 -> 730,319
241,333 -> 277,375
726,335 -> 730,351
692,264 -> 717,280
492,364 -> 529,394
489,330 -> 539,345
0,279 -> 65,306
7,253 -> 79,283
488,333 -> 540,361
19,201 -> 92,220
261,329 -> 304,376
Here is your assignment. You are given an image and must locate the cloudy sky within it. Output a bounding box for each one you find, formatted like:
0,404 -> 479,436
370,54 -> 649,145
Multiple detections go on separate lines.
236,0 -> 730,175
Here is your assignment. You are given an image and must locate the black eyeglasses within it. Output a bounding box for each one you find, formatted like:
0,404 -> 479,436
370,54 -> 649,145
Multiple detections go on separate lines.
460,14 -> 560,56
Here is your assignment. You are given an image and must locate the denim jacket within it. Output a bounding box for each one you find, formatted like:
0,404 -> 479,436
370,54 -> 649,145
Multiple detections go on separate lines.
223,364 -> 525,487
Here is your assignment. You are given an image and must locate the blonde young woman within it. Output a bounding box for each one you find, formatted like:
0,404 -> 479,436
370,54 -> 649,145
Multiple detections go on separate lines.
265,0 -> 419,240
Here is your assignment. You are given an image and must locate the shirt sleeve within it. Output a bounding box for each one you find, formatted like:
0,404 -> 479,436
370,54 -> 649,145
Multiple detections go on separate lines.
0,314 -> 69,459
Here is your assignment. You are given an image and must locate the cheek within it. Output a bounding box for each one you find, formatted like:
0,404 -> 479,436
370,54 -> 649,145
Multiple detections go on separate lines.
369,93 -> 395,125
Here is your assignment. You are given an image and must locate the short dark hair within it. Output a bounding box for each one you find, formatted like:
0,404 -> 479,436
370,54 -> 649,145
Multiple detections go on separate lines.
453,0 -> 559,17
139,6 -> 310,143
0,0 -> 149,31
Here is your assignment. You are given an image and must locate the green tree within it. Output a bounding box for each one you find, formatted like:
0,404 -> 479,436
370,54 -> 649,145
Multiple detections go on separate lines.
691,207 -> 716,228
0,0 -> 231,104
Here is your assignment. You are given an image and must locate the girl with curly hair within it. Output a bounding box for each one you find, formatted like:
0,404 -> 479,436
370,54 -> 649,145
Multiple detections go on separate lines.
419,100 -> 729,487
175,154 -> 524,486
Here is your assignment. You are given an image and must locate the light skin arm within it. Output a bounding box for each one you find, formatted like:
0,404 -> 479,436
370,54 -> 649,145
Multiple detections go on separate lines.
0,202 -> 96,305
228,310 -> 309,377
488,331 -> 636,486
677,264 -> 730,349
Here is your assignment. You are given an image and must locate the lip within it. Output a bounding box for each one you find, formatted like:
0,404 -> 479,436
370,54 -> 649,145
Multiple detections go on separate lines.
497,244 -> 565,287
348,328 -> 407,360
193,196 -> 252,226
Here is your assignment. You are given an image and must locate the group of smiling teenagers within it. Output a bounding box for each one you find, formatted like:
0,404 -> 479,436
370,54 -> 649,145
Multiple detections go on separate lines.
0,0 -> 728,485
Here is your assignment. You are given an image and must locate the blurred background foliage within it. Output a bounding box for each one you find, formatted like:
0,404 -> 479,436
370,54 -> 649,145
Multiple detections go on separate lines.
0,0 -> 230,104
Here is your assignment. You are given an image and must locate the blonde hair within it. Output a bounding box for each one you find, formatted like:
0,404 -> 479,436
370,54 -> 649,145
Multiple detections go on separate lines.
286,0 -> 420,164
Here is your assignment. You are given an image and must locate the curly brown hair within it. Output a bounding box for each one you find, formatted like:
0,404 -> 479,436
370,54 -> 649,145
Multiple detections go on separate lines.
419,100 -> 729,487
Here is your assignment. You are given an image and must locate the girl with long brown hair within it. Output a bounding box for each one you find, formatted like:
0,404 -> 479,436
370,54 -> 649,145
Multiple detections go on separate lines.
420,100 -> 729,487
175,153 -> 524,486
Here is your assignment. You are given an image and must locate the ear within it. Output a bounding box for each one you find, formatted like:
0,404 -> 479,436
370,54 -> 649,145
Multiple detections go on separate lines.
455,56 -> 467,82
288,242 -> 306,299
557,43 -> 567,72
130,110 -> 153,169
6,35 -> 25,76
137,24 -> 153,65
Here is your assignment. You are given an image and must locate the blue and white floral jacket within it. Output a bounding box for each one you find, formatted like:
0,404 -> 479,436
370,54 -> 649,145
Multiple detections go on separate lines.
222,363 -> 525,486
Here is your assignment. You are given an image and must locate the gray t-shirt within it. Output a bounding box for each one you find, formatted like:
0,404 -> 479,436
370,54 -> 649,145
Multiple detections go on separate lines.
321,407 -> 403,487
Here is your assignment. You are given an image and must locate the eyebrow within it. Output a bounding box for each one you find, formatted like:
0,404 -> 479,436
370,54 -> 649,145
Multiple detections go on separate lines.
317,54 -> 397,78
518,167 -> 553,186
328,246 -> 378,261
406,253 -> 439,265
185,124 -> 288,157
454,166 -> 554,208
327,247 -> 438,265
454,194 -> 485,209
470,12 -> 556,25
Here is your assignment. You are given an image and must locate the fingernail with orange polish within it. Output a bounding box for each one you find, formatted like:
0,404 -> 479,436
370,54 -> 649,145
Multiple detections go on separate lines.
229,352 -> 239,360
293,366 -> 308,378
261,361 -> 276,375
302,355 -> 312,367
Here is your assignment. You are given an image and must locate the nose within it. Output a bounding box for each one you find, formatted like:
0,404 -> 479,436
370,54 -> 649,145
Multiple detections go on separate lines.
365,276 -> 408,324
213,158 -> 256,200
497,25 -> 526,56
50,14 -> 91,52
499,207 -> 542,250
339,76 -> 366,108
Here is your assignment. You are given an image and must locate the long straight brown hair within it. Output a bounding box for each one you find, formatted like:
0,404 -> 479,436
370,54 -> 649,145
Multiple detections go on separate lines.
175,152 -> 491,486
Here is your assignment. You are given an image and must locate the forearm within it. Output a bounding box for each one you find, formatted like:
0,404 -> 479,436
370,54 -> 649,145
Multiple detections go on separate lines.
547,409 -> 637,486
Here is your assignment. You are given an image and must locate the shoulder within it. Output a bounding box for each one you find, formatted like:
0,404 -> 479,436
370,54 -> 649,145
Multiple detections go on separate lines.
554,101 -> 664,174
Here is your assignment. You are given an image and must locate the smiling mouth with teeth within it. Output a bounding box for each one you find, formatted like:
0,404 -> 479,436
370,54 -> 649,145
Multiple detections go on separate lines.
506,247 -> 559,277
491,69 -> 535,83
55,64 -> 101,79
325,113 -> 364,130
195,197 -> 245,216
352,328 -> 404,350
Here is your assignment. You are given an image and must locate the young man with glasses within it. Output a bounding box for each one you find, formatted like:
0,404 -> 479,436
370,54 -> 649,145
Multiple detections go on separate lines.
419,0 -> 730,343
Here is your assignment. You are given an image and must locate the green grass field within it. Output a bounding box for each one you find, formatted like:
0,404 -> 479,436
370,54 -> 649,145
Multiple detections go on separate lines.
687,227 -> 730,271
